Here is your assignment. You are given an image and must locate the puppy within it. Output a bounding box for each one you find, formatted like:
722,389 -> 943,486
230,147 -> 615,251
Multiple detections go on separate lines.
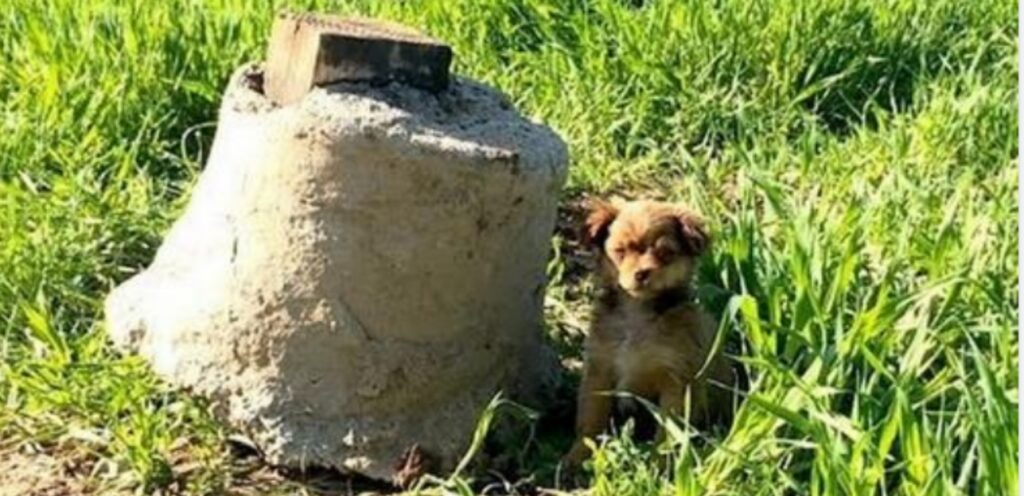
563,198 -> 735,465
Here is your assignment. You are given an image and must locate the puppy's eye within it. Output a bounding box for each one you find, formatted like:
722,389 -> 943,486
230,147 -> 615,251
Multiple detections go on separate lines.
612,247 -> 626,259
654,245 -> 676,262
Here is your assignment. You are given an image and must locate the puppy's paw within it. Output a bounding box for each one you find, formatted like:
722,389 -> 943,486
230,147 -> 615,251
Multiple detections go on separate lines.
558,445 -> 591,489
561,441 -> 591,468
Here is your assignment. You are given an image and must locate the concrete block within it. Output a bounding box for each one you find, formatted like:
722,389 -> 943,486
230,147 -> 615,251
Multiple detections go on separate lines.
265,13 -> 453,105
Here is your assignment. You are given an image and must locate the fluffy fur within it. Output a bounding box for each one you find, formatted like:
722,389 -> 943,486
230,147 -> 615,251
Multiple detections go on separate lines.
563,198 -> 736,465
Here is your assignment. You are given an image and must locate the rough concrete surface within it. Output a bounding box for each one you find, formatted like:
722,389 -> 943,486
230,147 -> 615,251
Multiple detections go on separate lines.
105,64 -> 568,480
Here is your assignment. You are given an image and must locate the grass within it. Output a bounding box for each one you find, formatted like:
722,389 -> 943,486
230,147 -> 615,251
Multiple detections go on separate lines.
0,0 -> 1017,494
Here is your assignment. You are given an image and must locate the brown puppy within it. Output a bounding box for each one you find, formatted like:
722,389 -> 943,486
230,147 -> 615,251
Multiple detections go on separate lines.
563,198 -> 735,465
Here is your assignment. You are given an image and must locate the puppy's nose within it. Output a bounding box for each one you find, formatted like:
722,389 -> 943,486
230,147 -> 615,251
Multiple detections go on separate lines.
634,269 -> 651,284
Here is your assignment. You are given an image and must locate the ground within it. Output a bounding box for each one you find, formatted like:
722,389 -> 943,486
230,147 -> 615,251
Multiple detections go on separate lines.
0,0 -> 1018,495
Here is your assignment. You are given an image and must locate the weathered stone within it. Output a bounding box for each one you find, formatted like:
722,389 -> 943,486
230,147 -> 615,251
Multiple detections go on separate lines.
265,13 -> 453,105
105,64 -> 568,480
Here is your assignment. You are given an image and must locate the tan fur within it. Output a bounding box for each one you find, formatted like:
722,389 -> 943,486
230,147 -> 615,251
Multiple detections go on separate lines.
563,199 -> 735,465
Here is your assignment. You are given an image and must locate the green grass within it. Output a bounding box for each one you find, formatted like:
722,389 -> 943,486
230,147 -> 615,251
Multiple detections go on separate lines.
0,0 -> 1017,494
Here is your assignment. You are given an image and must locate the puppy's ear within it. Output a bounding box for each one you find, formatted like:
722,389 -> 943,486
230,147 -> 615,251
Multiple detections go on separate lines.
582,199 -> 619,248
674,209 -> 710,256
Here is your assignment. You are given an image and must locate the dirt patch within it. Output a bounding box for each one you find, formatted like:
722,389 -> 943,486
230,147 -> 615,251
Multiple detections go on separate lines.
0,442 -> 394,496
0,446 -> 99,496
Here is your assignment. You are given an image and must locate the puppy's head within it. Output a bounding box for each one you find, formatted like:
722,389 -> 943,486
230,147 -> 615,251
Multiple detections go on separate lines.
583,199 -> 709,299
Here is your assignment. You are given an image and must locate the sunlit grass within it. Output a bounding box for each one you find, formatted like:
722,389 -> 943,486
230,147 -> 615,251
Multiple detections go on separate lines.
0,0 -> 1017,493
